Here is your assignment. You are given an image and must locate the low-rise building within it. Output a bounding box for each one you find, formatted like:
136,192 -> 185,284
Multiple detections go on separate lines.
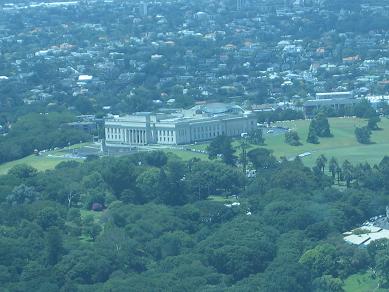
104,103 -> 257,146
303,91 -> 358,116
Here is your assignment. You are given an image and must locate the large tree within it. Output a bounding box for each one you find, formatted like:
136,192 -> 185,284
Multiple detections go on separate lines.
367,115 -> 381,131
247,148 -> 278,170
284,130 -> 301,146
342,160 -> 354,188
355,126 -> 371,144
315,155 -> 327,173
247,128 -> 265,145
307,124 -> 319,144
328,157 -> 339,179
313,112 -> 332,137
207,135 -> 236,165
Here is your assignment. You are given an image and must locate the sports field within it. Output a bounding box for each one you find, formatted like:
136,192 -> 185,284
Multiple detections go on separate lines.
267,117 -> 389,167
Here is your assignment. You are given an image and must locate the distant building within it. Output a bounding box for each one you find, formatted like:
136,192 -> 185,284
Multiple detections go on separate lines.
303,91 -> 358,116
365,95 -> 389,109
139,2 -> 148,17
236,0 -> 246,10
66,115 -> 103,134
104,103 -> 257,146
315,91 -> 353,100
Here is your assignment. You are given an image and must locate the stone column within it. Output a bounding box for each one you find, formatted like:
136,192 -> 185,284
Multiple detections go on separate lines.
142,130 -> 146,144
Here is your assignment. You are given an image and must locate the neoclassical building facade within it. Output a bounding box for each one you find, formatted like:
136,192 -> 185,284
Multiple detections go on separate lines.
104,103 -> 257,146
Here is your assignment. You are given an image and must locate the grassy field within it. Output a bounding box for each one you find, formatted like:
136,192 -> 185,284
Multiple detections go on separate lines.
343,271 -> 385,292
167,117 -> 389,167
0,154 -> 74,175
162,148 -> 208,160
0,143 -> 92,175
268,117 -> 389,167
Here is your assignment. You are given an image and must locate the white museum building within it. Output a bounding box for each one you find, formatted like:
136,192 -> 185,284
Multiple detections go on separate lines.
104,103 -> 257,145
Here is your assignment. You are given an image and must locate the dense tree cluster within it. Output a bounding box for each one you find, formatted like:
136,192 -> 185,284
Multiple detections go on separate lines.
256,109 -> 305,124
1,149 -> 388,290
0,112 -> 90,164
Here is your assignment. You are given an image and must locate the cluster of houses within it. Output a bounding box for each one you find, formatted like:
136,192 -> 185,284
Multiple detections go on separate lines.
0,0 -> 388,116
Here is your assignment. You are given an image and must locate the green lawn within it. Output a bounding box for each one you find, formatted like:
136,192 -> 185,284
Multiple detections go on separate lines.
267,117 -> 389,167
154,117 -> 389,167
0,143 -> 93,175
162,148 -> 208,160
0,154 -> 73,175
343,271 -> 385,292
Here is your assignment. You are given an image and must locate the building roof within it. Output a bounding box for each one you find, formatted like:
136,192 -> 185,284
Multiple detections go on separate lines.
304,98 -> 358,107
344,234 -> 371,245
316,91 -> 353,98
192,103 -> 244,115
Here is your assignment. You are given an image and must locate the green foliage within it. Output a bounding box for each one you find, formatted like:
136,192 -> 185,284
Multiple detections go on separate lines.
256,108 -> 305,123
307,123 -> 319,144
0,150 -> 387,290
247,128 -> 265,145
299,243 -> 338,278
313,275 -> 344,292
354,126 -> 371,144
8,164 -> 38,179
342,160 -> 354,188
247,148 -> 278,170
207,135 -> 237,165
46,227 -> 63,265
315,154 -> 327,173
6,184 -> 40,205
376,246 -> 389,285
310,112 -> 332,138
328,157 -> 339,179
367,115 -> 381,131
144,151 -> 168,167
36,207 -> 64,230
284,130 -> 301,146
354,99 -> 377,118
0,112 -> 91,164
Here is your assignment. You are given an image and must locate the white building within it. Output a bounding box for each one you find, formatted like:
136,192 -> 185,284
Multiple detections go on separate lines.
315,91 -> 353,100
104,103 -> 257,146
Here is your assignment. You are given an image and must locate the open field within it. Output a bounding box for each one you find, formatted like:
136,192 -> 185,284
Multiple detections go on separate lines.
167,117 -> 389,167
0,143 -> 96,175
0,154 -> 74,175
343,271 -> 385,292
162,149 -> 208,160
268,117 -> 389,167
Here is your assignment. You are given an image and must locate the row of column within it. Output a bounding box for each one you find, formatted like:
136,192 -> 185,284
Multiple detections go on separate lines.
124,128 -> 147,145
